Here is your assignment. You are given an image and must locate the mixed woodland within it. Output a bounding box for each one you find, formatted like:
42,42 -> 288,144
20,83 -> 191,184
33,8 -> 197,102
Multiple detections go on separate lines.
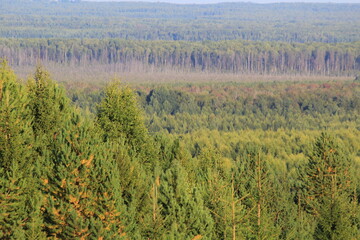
2,39 -> 360,75
1,1 -> 360,42
1,0 -> 360,239
1,61 -> 360,239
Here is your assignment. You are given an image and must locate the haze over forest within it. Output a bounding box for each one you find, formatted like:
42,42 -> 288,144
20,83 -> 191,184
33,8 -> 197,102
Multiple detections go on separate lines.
1,0 -> 360,239
87,0 -> 360,3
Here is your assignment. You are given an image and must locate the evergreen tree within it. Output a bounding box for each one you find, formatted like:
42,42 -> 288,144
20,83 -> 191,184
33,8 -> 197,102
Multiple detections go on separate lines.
0,60 -> 32,171
141,166 -> 165,240
27,65 -> 70,139
233,143 -> 280,239
158,160 -> 214,239
300,133 -> 358,239
41,112 -> 126,239
97,81 -> 148,153
97,80 -> 159,238
0,60 -> 45,239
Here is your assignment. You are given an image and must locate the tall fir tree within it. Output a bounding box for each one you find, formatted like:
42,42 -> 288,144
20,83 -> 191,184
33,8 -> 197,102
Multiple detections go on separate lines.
0,60 -> 45,239
158,160 -> 214,239
26,66 -> 126,238
27,65 -> 70,139
97,81 -> 149,155
300,133 -> 359,239
41,110 -> 126,239
233,143 -> 281,239
96,80 -> 159,238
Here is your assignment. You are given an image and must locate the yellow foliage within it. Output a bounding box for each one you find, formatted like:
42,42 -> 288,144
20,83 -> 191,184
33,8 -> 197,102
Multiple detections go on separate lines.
80,233 -> 91,240
192,235 -> 203,240
155,176 -> 160,186
72,168 -> 79,176
52,208 -> 61,218
81,154 -> 94,167
61,179 -> 66,188
69,195 -> 79,205
80,191 -> 88,199
42,179 -> 49,185
221,157 -> 233,171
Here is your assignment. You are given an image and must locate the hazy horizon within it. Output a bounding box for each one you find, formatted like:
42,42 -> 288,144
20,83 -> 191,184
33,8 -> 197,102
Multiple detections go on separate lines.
85,0 -> 360,3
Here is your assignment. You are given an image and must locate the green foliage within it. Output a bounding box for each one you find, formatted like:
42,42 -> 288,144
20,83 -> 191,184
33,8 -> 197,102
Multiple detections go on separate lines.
97,81 -> 159,238
232,143 -> 281,239
0,164 -> 45,240
0,60 -> 33,170
159,161 -> 214,239
1,2 -> 360,42
300,133 -> 359,239
97,81 -> 148,149
1,64 -> 360,239
0,60 -> 45,239
41,115 -> 126,239
27,65 -> 70,138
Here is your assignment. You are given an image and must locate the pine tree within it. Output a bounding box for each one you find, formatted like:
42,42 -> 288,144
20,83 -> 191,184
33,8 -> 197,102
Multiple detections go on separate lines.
197,150 -> 249,240
158,160 -> 214,239
41,112 -> 126,239
0,60 -> 33,171
27,65 -> 70,139
300,133 -> 358,239
0,60 -> 45,239
233,143 -> 280,239
25,67 -> 126,238
140,165 -> 165,239
97,80 -> 160,238
97,81 -> 148,152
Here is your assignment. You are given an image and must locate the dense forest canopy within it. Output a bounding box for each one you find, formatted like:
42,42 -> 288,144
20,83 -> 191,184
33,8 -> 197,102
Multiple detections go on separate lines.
1,0 -> 360,239
1,1 -> 360,42
1,62 -> 360,239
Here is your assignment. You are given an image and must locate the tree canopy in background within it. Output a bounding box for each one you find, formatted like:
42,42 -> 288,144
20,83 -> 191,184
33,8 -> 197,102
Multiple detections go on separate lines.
1,1 -> 360,42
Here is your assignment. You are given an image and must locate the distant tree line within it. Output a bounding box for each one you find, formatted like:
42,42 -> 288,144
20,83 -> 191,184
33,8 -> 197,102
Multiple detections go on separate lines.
2,39 -> 360,75
1,1 -> 360,42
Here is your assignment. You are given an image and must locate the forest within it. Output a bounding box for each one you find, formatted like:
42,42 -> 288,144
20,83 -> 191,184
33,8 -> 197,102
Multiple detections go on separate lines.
1,1 -> 360,42
2,39 -> 360,75
1,0 -> 360,239
1,61 -> 360,239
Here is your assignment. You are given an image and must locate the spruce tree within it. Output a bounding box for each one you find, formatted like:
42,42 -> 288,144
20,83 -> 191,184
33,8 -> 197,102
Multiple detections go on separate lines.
25,67 -> 126,238
97,81 -> 158,238
0,60 -> 45,239
233,143 -> 280,239
300,133 -> 358,239
41,112 -> 126,239
97,81 -> 148,152
158,160 -> 214,239
0,60 -> 33,171
27,65 -> 70,139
